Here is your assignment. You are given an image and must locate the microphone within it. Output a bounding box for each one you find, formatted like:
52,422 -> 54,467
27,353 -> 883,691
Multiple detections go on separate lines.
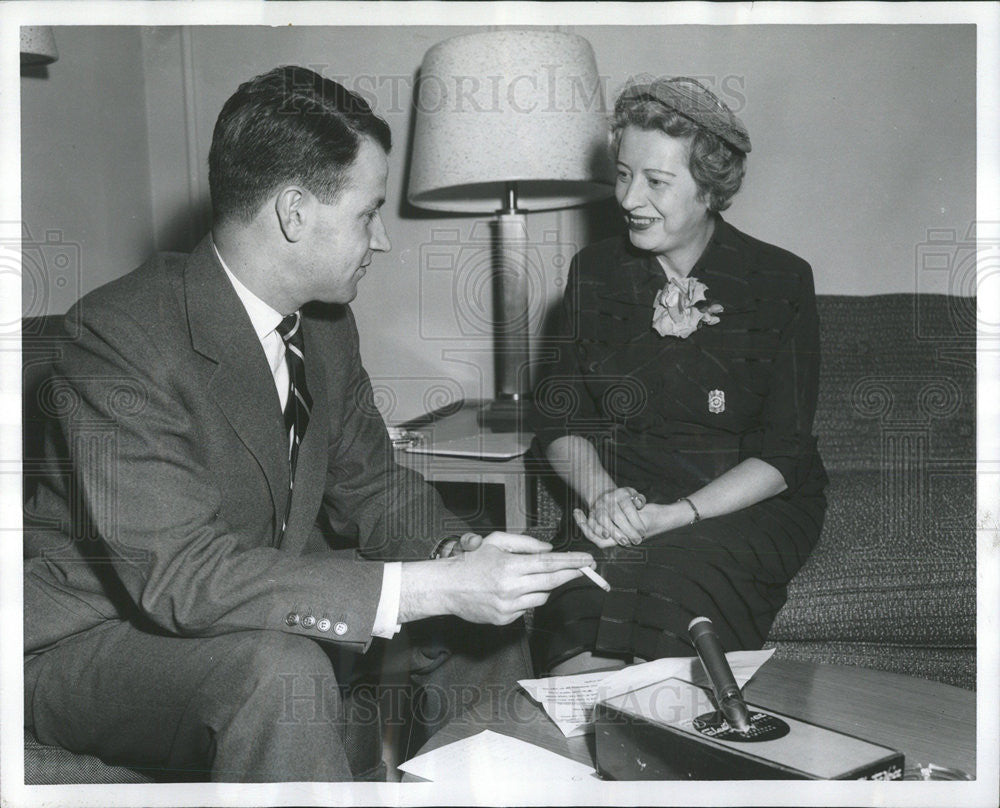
688,616 -> 751,733
595,619 -> 904,779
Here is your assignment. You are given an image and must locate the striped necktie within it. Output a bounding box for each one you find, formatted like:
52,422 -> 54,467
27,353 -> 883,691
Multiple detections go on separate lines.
276,312 -> 312,534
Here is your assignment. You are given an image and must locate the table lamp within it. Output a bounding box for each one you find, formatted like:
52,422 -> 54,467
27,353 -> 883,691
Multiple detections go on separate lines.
407,30 -> 613,429
20,27 -> 59,66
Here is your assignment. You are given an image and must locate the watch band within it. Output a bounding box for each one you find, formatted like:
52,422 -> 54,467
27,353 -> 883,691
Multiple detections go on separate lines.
429,532 -> 481,559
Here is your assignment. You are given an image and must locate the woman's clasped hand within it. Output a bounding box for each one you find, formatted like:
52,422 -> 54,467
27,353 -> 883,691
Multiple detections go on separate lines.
573,488 -> 703,548
573,487 -> 646,547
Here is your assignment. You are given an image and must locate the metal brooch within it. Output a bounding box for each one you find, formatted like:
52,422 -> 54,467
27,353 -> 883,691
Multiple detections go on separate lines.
708,389 -> 725,414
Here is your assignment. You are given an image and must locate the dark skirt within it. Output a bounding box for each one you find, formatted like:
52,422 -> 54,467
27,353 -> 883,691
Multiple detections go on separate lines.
531,492 -> 826,674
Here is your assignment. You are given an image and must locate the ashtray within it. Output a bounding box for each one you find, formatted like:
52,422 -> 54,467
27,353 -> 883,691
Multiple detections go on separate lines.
902,763 -> 973,780
387,427 -> 423,448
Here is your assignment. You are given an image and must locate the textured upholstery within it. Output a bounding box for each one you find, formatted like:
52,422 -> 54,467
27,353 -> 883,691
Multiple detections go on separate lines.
765,470 -> 975,689
766,294 -> 976,690
809,295 -> 975,473
23,730 -> 155,784
532,294 -> 977,690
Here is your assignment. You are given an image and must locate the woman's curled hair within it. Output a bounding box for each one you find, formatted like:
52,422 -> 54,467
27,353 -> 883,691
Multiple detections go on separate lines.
611,90 -> 747,212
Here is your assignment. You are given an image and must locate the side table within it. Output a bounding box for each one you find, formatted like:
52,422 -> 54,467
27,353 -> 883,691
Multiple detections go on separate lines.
393,402 -> 535,534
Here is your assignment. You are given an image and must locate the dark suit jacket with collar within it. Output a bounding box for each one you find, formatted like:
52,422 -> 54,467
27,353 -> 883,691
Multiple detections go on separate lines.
24,237 -> 462,656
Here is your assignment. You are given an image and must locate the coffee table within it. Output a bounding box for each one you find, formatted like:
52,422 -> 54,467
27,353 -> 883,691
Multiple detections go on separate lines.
401,659 -> 976,781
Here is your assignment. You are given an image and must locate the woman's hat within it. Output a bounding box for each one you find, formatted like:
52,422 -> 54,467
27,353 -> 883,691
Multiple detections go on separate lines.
618,76 -> 751,154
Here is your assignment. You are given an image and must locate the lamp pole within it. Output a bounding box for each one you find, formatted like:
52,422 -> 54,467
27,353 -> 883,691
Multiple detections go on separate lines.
494,182 -> 532,404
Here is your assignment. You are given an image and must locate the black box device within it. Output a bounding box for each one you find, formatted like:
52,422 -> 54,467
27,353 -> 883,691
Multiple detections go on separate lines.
594,678 -> 904,780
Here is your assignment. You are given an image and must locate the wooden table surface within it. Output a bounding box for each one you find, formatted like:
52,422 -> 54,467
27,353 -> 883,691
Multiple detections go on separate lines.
402,659 -> 976,781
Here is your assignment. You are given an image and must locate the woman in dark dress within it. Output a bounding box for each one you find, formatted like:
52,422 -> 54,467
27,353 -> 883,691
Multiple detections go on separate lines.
531,77 -> 828,675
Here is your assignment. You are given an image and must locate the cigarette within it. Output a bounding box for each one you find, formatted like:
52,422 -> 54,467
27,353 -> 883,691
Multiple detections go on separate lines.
580,565 -> 611,592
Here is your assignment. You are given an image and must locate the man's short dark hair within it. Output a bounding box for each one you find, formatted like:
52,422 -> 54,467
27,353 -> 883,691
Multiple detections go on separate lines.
208,66 -> 392,223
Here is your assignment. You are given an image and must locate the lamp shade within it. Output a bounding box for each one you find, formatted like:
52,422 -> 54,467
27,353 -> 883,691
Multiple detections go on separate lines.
408,30 -> 614,212
20,27 -> 58,66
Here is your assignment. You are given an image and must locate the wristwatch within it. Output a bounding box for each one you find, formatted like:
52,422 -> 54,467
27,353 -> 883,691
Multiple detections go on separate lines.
429,532 -> 481,559
429,538 -> 458,559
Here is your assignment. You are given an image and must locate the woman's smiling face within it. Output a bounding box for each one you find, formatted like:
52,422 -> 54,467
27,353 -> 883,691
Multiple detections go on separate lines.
615,125 -> 712,259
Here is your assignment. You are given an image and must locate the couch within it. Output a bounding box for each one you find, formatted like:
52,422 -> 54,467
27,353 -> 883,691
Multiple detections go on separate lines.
762,294 -> 976,690
531,293 -> 977,691
19,292 -> 976,783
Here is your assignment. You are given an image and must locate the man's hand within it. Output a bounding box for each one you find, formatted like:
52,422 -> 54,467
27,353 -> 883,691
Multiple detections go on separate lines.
399,533 -> 594,625
574,487 -> 646,547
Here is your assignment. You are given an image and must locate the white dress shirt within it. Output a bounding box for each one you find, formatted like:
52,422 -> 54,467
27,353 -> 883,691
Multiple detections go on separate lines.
214,243 -> 401,639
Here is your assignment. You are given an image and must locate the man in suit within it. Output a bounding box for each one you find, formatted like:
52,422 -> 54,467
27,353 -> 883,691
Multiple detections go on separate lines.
23,65 -> 594,782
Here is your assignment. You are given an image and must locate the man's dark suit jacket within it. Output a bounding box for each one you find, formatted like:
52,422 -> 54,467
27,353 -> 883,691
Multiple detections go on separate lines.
24,237 -> 461,657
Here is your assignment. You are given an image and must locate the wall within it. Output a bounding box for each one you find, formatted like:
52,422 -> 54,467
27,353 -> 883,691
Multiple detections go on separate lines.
578,24 -> 977,297
20,27 -> 154,319
21,25 -> 977,421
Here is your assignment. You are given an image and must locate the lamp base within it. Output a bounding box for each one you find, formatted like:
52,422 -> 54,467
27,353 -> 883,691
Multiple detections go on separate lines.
478,397 -> 535,433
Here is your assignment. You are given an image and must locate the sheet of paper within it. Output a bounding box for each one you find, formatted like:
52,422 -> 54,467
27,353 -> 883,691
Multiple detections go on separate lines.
397,729 -> 596,783
601,648 -> 776,701
518,648 -> 775,737
515,670 -> 613,737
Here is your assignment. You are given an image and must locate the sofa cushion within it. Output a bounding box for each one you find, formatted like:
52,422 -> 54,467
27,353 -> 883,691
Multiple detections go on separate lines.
812,295 -> 975,473
766,642 -> 975,691
766,469 -> 975,689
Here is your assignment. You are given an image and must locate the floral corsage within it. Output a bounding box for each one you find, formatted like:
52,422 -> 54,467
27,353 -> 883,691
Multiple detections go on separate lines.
651,277 -> 724,338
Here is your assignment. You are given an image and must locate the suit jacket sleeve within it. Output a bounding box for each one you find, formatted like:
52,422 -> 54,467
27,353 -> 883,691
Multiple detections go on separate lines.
49,303 -> 384,651
316,307 -> 471,561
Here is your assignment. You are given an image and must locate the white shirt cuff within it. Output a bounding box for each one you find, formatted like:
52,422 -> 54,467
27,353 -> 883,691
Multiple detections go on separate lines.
371,562 -> 402,639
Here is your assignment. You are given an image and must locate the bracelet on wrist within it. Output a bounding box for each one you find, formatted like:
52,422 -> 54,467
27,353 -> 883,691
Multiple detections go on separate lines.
677,496 -> 701,525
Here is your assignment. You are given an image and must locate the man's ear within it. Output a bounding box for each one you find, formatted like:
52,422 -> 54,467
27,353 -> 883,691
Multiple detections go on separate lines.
275,186 -> 308,242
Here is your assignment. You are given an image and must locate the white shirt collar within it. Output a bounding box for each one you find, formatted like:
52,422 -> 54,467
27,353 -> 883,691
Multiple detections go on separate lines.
212,240 -> 284,341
